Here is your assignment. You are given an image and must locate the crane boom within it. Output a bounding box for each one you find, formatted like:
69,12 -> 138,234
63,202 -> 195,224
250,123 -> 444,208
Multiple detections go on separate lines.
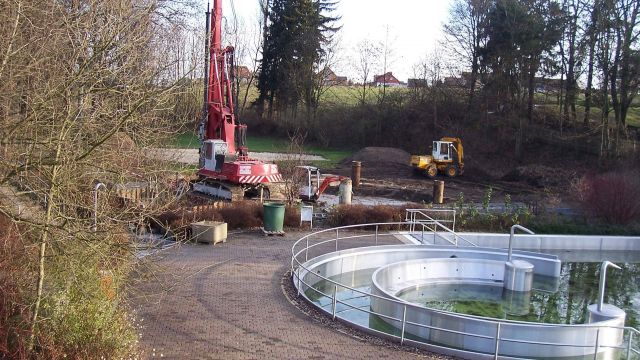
195,0 -> 282,201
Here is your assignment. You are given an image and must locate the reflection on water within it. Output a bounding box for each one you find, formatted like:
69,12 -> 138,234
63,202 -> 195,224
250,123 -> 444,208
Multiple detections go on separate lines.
306,262 -> 640,327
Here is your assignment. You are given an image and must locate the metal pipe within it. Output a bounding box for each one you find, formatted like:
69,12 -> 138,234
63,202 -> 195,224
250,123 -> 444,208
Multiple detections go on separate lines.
332,285 -> 338,319
594,328 -> 600,360
375,225 -> 378,245
92,182 -> 106,232
508,224 -> 535,262
626,330 -> 633,360
400,304 -> 407,344
494,322 -> 501,359
598,261 -> 621,312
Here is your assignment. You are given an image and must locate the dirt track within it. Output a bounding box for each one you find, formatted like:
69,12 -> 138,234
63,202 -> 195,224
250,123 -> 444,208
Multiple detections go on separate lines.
328,146 -> 575,207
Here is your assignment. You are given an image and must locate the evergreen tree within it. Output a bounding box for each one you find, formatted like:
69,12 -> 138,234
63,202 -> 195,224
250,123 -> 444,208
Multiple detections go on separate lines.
256,0 -> 338,119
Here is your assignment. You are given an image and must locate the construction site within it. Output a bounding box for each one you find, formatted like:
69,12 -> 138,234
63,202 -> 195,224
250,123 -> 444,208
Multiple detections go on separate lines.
1,0 -> 640,359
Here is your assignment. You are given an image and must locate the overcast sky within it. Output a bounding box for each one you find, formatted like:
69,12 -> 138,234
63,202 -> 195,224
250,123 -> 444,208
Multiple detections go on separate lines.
210,0 -> 453,81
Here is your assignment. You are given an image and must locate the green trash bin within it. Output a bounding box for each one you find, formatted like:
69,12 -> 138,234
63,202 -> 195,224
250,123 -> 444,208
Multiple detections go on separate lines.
263,202 -> 285,232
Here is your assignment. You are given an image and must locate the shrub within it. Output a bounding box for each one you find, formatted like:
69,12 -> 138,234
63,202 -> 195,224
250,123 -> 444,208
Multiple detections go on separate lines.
0,215 -> 29,359
327,204 -> 407,229
284,206 -> 301,228
576,171 -> 640,224
219,201 -> 263,229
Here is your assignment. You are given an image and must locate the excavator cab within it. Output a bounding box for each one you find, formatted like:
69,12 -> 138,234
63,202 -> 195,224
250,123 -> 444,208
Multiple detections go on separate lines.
432,141 -> 454,162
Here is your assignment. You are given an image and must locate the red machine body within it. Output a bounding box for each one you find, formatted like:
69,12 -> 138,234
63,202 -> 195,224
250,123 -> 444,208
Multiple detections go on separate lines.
197,0 -> 281,197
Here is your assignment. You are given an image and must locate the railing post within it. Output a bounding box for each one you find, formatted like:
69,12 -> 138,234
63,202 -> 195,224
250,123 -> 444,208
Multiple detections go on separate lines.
452,210 -> 456,233
626,330 -> 633,360
335,229 -> 339,251
421,225 -> 424,243
400,304 -> 407,345
594,328 -> 600,360
375,225 -> 379,245
433,223 -> 436,244
494,322 -> 501,359
305,237 -> 309,261
297,271 -> 301,297
332,285 -> 338,319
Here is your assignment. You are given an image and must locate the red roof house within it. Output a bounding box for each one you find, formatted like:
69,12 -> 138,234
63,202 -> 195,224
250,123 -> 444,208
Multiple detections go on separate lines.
373,72 -> 401,87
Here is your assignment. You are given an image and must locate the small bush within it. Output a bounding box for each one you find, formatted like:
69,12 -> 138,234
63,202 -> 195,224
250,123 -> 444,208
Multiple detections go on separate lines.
284,206 -> 301,228
0,215 -> 29,359
327,204 -> 407,229
219,201 -> 263,229
576,171 -> 640,224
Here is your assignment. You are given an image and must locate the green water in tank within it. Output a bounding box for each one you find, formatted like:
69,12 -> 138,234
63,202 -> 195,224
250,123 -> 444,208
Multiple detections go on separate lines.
305,262 -> 640,327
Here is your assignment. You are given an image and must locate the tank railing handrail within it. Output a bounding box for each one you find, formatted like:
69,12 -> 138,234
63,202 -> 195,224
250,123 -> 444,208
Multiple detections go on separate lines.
404,208 -> 478,247
292,222 -> 433,272
298,271 -> 639,356
291,221 -> 416,272
404,208 -> 456,227
293,259 -> 640,331
291,223 -> 640,358
292,220 -> 450,268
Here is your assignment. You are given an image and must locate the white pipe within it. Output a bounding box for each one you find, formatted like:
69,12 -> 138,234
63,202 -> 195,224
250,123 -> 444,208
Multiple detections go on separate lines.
598,261 -> 621,312
92,182 -> 106,232
508,224 -> 534,262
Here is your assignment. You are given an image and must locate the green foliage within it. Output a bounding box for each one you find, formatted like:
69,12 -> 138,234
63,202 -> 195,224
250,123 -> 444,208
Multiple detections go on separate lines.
257,0 -> 339,113
23,232 -> 138,359
454,190 -> 532,232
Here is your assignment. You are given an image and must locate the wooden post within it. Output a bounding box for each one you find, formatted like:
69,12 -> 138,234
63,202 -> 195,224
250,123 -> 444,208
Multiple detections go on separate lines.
351,161 -> 361,187
433,180 -> 444,204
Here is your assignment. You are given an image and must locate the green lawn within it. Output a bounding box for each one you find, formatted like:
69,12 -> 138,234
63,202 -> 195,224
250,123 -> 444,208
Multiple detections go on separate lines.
167,131 -> 352,166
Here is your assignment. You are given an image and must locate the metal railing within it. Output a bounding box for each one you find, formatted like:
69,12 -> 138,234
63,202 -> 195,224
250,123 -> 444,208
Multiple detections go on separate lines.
405,208 -> 477,247
291,223 -> 640,360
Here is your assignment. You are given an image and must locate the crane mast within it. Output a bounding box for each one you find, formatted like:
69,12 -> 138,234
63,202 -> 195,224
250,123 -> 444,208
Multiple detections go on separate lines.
195,0 -> 281,201
202,0 -> 243,156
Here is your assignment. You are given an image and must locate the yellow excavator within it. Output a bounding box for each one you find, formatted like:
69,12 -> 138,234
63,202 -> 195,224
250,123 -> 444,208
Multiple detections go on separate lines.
410,137 -> 464,178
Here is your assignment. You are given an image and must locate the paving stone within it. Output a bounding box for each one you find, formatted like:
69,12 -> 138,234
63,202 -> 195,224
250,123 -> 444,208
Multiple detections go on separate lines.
131,231 -> 443,359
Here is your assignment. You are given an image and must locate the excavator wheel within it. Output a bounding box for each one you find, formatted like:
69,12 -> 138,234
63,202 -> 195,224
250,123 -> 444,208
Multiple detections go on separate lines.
445,165 -> 459,177
425,165 -> 438,179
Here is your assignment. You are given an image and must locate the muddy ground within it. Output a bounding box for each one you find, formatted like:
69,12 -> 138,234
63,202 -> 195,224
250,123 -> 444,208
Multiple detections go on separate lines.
326,146 -> 580,208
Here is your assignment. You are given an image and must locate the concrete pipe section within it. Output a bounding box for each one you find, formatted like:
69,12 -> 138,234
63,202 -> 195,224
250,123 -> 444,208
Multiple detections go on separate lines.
291,223 -> 637,360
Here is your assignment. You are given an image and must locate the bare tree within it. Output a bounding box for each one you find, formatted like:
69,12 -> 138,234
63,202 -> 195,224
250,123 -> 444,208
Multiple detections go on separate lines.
0,0 -> 196,357
353,39 -> 381,105
443,0 -> 491,112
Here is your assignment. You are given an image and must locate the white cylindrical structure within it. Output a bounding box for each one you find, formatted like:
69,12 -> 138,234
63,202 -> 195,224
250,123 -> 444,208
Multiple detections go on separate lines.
338,179 -> 352,205
587,304 -> 626,360
503,259 -> 534,292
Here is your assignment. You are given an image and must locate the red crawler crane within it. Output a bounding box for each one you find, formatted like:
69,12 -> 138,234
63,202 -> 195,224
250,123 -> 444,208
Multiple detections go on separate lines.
194,1 -> 282,201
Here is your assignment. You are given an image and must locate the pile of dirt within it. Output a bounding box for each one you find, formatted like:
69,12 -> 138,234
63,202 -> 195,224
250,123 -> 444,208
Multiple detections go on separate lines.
339,147 -> 412,179
501,164 -> 576,188
342,147 -> 411,166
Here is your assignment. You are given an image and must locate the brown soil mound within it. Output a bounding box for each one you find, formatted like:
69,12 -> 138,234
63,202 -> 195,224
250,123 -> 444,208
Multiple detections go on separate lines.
339,147 -> 412,179
341,147 -> 411,166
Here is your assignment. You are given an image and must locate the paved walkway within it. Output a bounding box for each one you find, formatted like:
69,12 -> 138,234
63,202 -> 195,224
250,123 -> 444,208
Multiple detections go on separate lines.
131,231 -> 440,359
147,148 -> 326,164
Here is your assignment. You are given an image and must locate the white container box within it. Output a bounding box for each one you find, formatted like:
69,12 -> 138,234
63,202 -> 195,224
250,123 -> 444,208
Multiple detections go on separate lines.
191,221 -> 227,244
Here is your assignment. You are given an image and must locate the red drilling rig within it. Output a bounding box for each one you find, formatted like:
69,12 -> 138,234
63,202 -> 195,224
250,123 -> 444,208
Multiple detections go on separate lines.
194,1 -> 282,201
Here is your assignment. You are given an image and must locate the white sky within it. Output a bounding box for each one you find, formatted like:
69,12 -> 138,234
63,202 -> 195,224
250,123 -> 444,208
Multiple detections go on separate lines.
211,0 -> 453,81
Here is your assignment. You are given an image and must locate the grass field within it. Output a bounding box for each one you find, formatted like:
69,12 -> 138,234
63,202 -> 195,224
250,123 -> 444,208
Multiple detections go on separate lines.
167,131 -> 353,166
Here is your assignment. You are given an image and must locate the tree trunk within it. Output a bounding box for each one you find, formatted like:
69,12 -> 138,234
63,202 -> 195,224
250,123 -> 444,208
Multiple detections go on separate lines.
583,36 -> 596,127
527,62 -> 536,124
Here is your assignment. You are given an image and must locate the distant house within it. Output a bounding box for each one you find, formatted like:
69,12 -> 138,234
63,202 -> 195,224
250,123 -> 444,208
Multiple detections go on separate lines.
373,72 -> 402,87
443,76 -> 467,87
535,77 -> 563,93
407,78 -> 429,88
320,68 -> 348,86
235,65 -> 252,83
